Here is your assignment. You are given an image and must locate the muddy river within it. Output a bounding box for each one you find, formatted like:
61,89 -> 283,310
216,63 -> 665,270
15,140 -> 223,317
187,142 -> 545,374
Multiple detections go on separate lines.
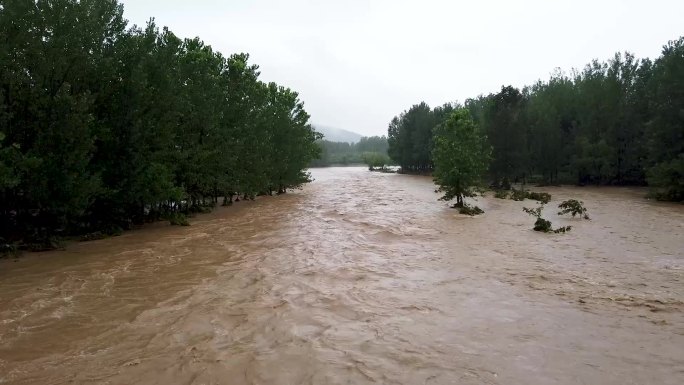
0,167 -> 682,384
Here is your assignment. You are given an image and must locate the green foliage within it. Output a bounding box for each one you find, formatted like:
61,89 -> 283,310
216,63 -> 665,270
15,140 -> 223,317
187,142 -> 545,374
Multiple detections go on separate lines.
553,225 -> 573,234
458,204 -> 484,216
496,186 -> 551,202
167,213 -> 190,227
483,86 -> 528,181
79,226 -> 122,242
526,191 -> 552,204
494,190 -> 509,199
511,189 -> 527,201
523,204 -> 572,234
388,37 -> 684,201
522,205 -> 544,218
362,152 -> 391,170
388,103 -> 455,172
646,38 -> 684,202
0,238 -> 19,258
533,218 -> 553,232
510,188 -> 551,203
189,204 -> 213,214
24,235 -> 64,252
433,108 -> 492,208
0,1 -> 321,247
557,200 -> 590,219
311,136 -> 390,167
647,150 -> 684,202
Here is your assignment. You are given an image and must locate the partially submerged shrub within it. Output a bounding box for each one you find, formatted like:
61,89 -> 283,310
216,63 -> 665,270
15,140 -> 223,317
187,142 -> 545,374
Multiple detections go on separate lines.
222,195 -> 235,206
107,225 -> 124,236
494,190 -> 509,199
0,239 -> 20,258
511,188 -> 527,201
167,212 -> 190,226
553,225 -> 572,234
526,191 -> 551,204
375,168 -> 397,174
24,235 -> 64,251
558,199 -> 590,220
79,225 -> 122,242
523,204 -> 571,234
511,189 -> 551,203
189,205 -> 212,214
501,178 -> 512,190
646,155 -> 684,202
80,231 -> 106,242
457,204 -> 484,216
523,205 -> 544,218
533,217 -> 553,232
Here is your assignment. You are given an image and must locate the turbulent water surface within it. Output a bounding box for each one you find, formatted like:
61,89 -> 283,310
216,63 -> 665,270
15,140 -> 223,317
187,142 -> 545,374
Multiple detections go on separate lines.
1,167 -> 683,384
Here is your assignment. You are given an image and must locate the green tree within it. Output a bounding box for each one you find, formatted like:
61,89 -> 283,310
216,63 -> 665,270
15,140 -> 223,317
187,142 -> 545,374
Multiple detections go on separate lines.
647,37 -> 684,201
432,109 -> 491,207
385,36 -> 682,201
310,136 -> 389,167
484,86 -> 528,183
387,102 -> 454,172
0,1 -> 323,247
362,152 -> 390,170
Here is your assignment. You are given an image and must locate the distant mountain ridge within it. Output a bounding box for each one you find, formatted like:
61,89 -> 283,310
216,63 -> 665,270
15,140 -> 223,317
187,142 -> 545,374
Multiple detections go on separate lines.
313,125 -> 363,143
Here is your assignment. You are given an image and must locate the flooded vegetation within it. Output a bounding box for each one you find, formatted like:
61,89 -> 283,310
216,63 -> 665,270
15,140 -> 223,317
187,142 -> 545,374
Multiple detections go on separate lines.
0,1 -> 321,252
1,168 -> 682,384
2,1 -> 683,384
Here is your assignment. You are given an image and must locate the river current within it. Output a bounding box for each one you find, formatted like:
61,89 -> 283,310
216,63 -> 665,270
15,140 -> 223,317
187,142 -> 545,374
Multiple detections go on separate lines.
1,167 -> 682,384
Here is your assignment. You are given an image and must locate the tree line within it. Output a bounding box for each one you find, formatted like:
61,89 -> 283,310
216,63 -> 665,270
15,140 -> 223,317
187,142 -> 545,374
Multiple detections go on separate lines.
388,37 -> 684,201
0,0 -> 321,250
310,136 -> 390,167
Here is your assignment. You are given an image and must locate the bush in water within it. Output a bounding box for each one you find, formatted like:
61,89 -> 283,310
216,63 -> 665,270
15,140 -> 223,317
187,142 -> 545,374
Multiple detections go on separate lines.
523,204 -> 572,233
494,190 -> 509,199
458,204 -> 484,216
511,189 -> 551,204
557,199 -> 590,220
167,213 -> 190,226
526,191 -> 552,204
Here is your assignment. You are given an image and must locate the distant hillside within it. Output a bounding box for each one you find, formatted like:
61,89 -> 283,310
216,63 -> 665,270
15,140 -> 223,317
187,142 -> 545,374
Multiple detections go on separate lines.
314,125 -> 363,143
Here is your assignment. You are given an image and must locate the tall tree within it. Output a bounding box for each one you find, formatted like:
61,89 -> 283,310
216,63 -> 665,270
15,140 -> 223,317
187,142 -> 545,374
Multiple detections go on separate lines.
386,36 -> 683,201
387,102 -> 455,172
0,1 -> 323,248
485,86 -> 528,183
433,109 -> 491,207
647,37 -> 684,201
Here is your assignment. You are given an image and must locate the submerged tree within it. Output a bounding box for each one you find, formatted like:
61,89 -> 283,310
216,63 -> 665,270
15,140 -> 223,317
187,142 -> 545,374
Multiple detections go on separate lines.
362,152 -> 391,171
432,108 -> 491,209
557,199 -> 590,220
523,205 -> 572,233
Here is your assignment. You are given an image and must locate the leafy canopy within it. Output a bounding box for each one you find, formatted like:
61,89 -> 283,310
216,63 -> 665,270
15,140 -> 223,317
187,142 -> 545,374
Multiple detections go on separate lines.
432,108 -> 491,206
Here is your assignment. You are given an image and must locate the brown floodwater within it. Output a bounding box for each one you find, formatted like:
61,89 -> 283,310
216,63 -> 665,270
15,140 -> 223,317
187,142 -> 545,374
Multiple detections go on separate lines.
0,167 -> 683,385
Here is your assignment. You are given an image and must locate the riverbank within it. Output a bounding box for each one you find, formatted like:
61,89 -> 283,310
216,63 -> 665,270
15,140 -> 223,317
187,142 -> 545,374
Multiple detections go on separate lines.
0,195 -> 267,261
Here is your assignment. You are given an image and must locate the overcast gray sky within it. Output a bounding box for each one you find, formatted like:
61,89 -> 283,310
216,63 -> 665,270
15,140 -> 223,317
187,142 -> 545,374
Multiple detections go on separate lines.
120,0 -> 683,137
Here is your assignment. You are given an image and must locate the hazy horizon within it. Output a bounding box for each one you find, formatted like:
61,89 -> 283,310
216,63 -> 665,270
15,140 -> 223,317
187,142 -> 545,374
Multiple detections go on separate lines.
120,0 -> 684,136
